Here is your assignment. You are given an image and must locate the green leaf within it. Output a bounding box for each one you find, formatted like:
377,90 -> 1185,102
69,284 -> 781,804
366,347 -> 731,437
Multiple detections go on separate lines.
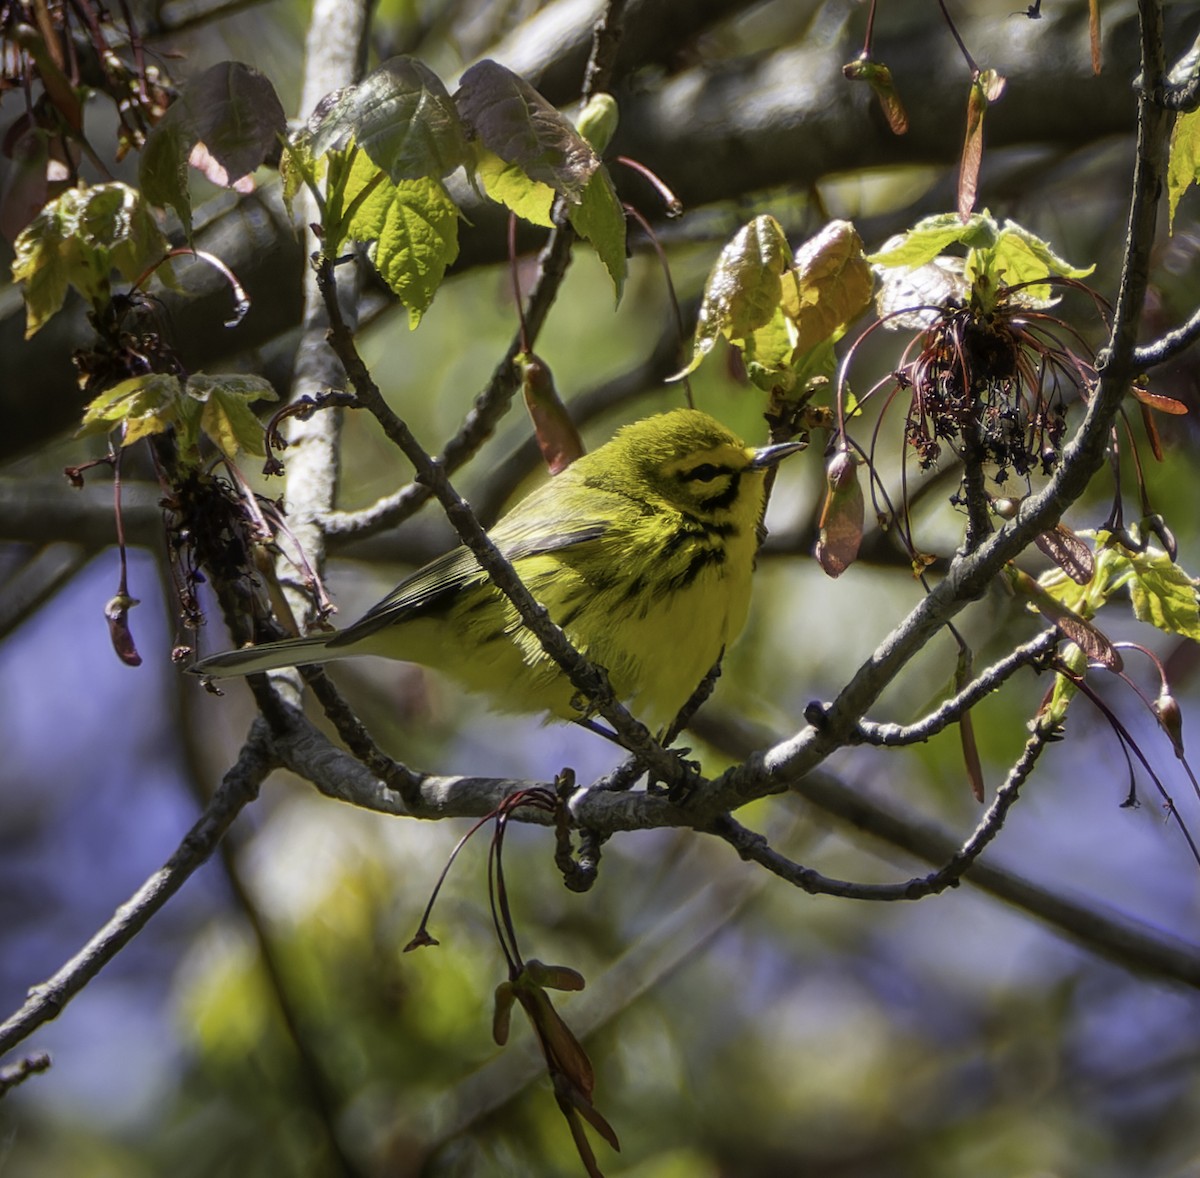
311,56 -> 469,183
187,373 -> 278,460
965,221 -> 1094,306
567,163 -> 626,300
1168,108 -> 1200,232
340,152 -> 460,327
676,214 -> 792,378
869,210 -> 1001,269
473,146 -> 555,226
1123,547 -> 1200,641
455,60 -> 600,204
12,183 -> 167,336
871,211 -> 1092,314
140,62 -> 286,234
781,219 -> 872,354
743,305 -> 798,390
280,132 -> 324,221
1038,530 -> 1200,644
78,373 -> 183,445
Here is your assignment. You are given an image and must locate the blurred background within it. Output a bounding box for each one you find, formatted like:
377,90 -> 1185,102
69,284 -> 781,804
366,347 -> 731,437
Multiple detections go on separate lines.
3,1 -> 1200,1175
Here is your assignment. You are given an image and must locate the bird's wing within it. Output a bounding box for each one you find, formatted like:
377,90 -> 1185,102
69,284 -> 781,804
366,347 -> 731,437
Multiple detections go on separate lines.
330,513 -> 609,646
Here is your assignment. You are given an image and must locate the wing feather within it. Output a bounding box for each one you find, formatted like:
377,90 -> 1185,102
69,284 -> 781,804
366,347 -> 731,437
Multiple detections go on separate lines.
330,505 -> 609,647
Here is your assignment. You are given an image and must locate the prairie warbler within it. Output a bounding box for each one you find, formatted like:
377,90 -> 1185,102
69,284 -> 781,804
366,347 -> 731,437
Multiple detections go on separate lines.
194,409 -> 803,730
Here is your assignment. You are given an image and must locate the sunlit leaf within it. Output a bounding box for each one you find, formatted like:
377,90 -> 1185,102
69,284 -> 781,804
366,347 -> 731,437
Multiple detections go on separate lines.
675,214 -> 792,378
12,182 -> 167,336
187,373 -> 278,459
472,146 -> 555,226
339,152 -> 460,327
780,220 -> 872,354
967,220 -> 1094,305
455,60 -> 600,204
78,372 -> 183,444
311,57 -> 469,183
1122,548 -> 1200,642
1168,109 -> 1200,233
743,305 -> 799,391
869,211 -> 1001,270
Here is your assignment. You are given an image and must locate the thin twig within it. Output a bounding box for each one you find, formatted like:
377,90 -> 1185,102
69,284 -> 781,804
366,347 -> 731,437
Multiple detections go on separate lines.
854,630 -> 1058,746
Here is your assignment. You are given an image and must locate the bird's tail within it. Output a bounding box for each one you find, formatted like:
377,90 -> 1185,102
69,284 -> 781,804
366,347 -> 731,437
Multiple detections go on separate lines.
189,634 -> 336,679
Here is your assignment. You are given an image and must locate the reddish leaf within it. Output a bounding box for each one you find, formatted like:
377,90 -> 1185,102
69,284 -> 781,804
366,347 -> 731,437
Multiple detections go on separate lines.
518,353 -> 585,474
842,56 -> 908,135
1007,566 -> 1122,671
815,450 -> 864,577
958,70 -> 1006,222
1131,385 -> 1188,415
455,60 -> 600,203
960,710 -> 985,803
1089,0 -> 1102,74
1034,524 -> 1095,585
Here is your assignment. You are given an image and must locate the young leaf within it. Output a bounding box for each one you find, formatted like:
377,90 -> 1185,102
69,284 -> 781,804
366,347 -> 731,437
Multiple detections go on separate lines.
340,152 -> 460,327
676,214 -> 792,378
187,373 -> 278,460
567,164 -> 626,300
455,60 -> 600,204
310,57 -> 469,183
869,211 -> 1001,270
1122,549 -> 1200,642
12,183 -> 167,336
140,62 -> 286,234
966,220 -> 1094,306
959,70 -> 1006,222
518,353 -> 585,474
78,372 -> 184,446
1167,108 -> 1200,232
842,56 -> 909,135
815,449 -> 864,577
780,220 -> 872,354
743,305 -> 799,391
472,147 -> 555,226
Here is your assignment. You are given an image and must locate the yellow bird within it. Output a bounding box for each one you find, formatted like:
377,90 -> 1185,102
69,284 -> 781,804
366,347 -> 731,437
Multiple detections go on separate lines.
193,409 -> 803,731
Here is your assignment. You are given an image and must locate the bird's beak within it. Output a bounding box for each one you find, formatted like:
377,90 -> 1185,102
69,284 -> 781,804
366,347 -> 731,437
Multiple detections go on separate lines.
749,438 -> 806,469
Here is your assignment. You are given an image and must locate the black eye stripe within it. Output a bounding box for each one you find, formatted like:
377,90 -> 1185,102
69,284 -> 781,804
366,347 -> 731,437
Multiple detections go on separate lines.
683,462 -> 728,483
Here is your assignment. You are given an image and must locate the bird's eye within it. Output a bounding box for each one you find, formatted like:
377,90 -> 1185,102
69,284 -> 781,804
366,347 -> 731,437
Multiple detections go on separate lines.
687,463 -> 722,482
